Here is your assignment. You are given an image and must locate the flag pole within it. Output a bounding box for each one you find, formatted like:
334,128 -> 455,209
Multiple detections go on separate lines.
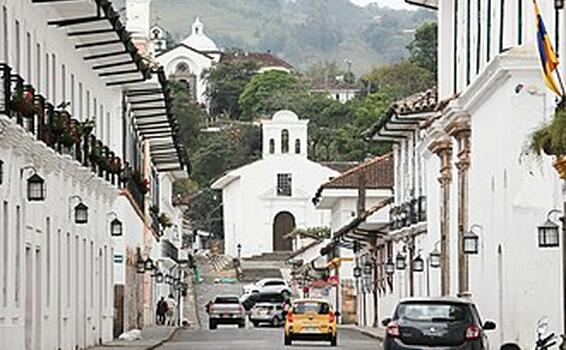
557,67 -> 566,109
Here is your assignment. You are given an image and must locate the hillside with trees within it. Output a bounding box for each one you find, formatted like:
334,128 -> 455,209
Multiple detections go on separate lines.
141,0 -> 435,74
171,22 -> 438,238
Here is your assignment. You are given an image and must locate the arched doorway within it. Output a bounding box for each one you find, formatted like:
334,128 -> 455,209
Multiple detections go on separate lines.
273,212 -> 295,251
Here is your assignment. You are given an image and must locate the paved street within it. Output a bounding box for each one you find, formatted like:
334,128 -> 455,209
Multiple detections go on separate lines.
159,327 -> 380,350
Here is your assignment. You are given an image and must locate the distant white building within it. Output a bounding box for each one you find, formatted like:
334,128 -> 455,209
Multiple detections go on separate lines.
212,111 -> 339,258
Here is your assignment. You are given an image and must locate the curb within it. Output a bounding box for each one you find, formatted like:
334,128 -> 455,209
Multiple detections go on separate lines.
342,326 -> 385,341
146,326 -> 183,350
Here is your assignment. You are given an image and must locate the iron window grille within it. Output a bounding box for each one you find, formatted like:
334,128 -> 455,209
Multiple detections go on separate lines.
277,173 -> 292,197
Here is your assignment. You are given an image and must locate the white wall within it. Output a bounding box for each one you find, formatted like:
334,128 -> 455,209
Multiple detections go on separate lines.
0,116 -> 115,350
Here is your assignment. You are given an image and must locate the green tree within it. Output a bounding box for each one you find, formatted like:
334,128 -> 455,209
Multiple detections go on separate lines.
239,70 -> 304,119
170,81 -> 206,151
407,22 -> 438,77
204,59 -> 259,119
363,60 -> 434,101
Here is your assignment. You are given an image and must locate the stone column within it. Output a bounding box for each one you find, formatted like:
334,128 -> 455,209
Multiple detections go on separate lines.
447,119 -> 471,296
429,139 -> 453,296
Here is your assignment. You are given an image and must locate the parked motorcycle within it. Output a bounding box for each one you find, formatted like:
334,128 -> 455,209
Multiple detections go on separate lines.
535,317 -> 559,350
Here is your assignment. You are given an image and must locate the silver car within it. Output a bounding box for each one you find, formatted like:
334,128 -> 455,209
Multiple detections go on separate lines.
249,301 -> 285,327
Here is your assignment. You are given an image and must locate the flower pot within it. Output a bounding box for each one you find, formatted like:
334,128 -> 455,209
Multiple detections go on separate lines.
553,155 -> 566,179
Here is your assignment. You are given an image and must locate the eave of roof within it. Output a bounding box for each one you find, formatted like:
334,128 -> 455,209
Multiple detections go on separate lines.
38,0 -> 151,85
155,43 -> 214,60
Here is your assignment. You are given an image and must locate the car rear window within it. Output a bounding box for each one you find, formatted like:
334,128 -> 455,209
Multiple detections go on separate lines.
215,297 -> 240,304
293,302 -> 330,315
397,303 -> 468,322
257,293 -> 285,303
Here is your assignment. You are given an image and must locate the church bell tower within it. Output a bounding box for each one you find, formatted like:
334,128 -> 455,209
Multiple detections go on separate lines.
126,0 -> 152,54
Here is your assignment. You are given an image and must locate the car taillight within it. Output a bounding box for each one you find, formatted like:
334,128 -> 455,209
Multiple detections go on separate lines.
466,325 -> 481,340
287,311 -> 294,323
387,321 -> 400,337
329,311 -> 335,323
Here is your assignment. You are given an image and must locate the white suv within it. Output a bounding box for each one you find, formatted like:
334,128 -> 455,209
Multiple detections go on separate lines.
243,278 -> 291,296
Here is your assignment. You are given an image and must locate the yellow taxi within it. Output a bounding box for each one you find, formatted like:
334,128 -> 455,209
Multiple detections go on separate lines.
284,299 -> 339,347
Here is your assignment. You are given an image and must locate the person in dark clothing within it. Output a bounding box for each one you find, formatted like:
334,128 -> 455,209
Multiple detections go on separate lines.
156,297 -> 168,325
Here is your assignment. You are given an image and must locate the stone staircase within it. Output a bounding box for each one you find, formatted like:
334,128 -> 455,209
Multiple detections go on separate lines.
239,251 -> 293,283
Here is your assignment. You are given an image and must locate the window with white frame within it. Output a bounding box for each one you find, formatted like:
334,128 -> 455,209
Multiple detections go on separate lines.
277,174 -> 292,197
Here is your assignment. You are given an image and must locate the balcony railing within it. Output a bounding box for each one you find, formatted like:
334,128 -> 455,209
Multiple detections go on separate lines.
150,210 -> 161,237
389,196 -> 427,231
0,62 -> 148,196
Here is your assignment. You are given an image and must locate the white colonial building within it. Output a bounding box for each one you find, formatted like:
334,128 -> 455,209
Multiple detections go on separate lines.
212,110 -> 338,258
0,0 -> 189,349
360,1 -> 565,349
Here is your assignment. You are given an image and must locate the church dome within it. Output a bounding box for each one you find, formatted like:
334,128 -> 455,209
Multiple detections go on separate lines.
182,17 -> 218,51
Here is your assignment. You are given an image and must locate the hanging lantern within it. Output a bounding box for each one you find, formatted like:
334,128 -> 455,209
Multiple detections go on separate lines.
395,252 -> 406,270
538,218 -> 560,248
464,230 -> 480,255
429,248 -> 441,269
27,173 -> 46,201
74,202 -> 89,224
384,259 -> 395,276
165,274 -> 173,285
413,255 -> 424,272
353,265 -> 362,279
136,254 -> 145,274
154,271 -> 164,284
110,218 -> 123,236
556,0 -> 565,9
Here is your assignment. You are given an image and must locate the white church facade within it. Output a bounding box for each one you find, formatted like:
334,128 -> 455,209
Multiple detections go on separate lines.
212,111 -> 339,258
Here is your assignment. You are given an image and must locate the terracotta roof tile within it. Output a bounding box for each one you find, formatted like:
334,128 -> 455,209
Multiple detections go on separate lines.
322,153 -> 394,190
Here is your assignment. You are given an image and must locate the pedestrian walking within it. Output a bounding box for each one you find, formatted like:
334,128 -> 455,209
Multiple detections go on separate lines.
166,294 -> 177,326
156,297 -> 168,325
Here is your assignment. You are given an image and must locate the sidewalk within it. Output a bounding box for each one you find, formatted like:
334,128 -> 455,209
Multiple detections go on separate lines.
341,324 -> 385,341
87,326 -> 180,350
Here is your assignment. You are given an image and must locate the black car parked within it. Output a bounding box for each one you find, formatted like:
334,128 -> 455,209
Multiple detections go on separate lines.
382,298 -> 496,350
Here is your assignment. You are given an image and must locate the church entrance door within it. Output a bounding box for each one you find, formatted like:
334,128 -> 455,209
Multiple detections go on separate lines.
273,212 -> 295,251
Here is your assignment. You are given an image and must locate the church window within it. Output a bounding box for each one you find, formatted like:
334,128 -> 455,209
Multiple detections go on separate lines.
281,129 -> 289,153
277,174 -> 292,197
295,139 -> 301,154
269,139 -> 275,154
152,28 -> 160,39
176,62 -> 190,73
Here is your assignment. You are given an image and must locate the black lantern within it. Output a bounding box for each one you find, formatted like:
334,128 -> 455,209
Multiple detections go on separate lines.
353,265 -> 362,279
27,173 -> 46,201
154,271 -> 164,283
413,255 -> 424,272
136,253 -> 145,274
144,257 -> 155,272
384,259 -> 395,276
395,252 -> 406,270
237,243 -> 242,259
430,248 -> 441,269
74,202 -> 89,224
464,226 -> 481,255
363,261 -> 373,276
556,0 -> 564,9
110,218 -> 123,236
538,213 -> 561,248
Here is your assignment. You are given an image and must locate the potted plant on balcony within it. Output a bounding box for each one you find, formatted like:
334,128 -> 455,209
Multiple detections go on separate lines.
528,110 -> 566,178
150,205 -> 159,216
108,157 -> 122,174
158,213 -> 173,230
130,171 -> 150,195
10,88 -> 35,119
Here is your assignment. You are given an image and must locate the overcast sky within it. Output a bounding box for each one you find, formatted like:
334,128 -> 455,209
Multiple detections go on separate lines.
350,0 -> 414,10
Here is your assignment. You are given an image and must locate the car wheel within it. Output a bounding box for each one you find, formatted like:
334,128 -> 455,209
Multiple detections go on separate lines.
284,334 -> 292,346
272,317 -> 282,327
330,334 -> 337,347
252,321 -> 260,327
238,319 -> 246,328
209,320 -> 217,330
